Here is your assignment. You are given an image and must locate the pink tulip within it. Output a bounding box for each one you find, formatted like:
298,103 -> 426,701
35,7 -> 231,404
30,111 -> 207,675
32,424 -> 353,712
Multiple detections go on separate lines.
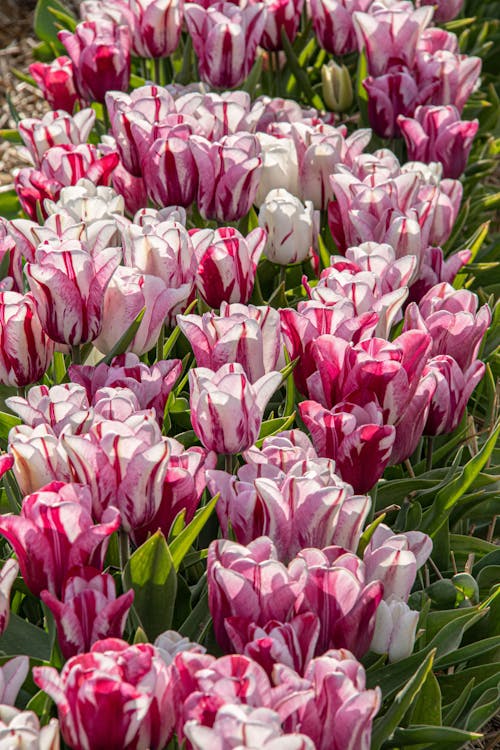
408,246 -> 471,303
207,537 -> 306,651
110,160 -> 148,216
310,0 -> 372,56
280,300 -> 378,398
426,178 -> 463,247
189,364 -> 281,454
253,0 -> 304,51
0,292 -> 55,388
142,135 -> 198,208
63,414 -> 171,532
127,0 -> 184,58
41,567 -> 134,660
132,439 -> 217,546
29,56 -> 80,114
208,466 -> 371,560
363,524 -> 432,600
363,70 -> 436,139
417,0 -> 463,23
274,649 -> 381,750
185,703 -> 316,750
8,424 -> 72,496
389,371 -> 437,465
404,283 -> 491,371
424,355 -> 486,435
192,227 -> 266,308
5,383 -> 91,437
417,27 -> 459,55
13,169 -> 61,221
0,221 -> 23,292
0,560 -> 18,638
299,400 -> 396,493
18,109 -> 96,167
94,267 -> 176,356
26,240 -> 120,346
59,21 -> 131,103
0,482 -> 120,597
33,639 -> 175,750
399,105 -> 479,179
353,4 -> 434,77
226,614 -> 320,677
178,303 -> 282,382
184,2 -> 267,89
416,49 -> 481,113
242,429 -> 319,473
190,133 -> 262,221
69,353 -> 182,426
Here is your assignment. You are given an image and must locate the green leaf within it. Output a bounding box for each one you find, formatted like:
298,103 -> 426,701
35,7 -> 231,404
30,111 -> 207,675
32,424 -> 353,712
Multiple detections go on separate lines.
442,679 -> 475,726
123,531 -> 177,641
98,308 -> 145,364
357,512 -> 387,556
0,411 -> 21,441
409,671 -> 442,727
371,650 -> 435,750
164,299 -> 197,358
281,29 -> 324,108
34,0 -> 74,49
179,588 -> 211,642
383,725 -> 481,747
256,413 -> 296,446
0,189 -> 21,220
435,635 -> 500,669
464,685 -> 500,732
169,494 -> 219,572
420,418 -> 500,537
0,129 -> 22,144
0,613 -> 50,660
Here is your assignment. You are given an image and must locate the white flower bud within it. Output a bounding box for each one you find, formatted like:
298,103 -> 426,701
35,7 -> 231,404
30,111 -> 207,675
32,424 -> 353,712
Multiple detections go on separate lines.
259,189 -> 318,266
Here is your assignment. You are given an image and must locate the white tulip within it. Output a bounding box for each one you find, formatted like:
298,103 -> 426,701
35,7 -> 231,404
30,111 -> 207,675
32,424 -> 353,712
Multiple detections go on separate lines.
370,597 -> 419,662
259,189 -> 318,266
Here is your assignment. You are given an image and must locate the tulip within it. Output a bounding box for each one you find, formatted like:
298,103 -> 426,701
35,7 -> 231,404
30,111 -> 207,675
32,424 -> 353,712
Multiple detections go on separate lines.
322,61 -> 353,112
94,267 -> 176,356
43,178 -> 124,224
363,71 -> 436,139
0,706 -> 59,749
353,5 -> 434,77
29,56 -> 80,114
184,2 -> 267,89
132,440 -> 217,546
310,0 -> 372,57
5,383 -> 91,438
18,109 -> 96,167
127,0 -> 184,58
0,292 -> 55,388
408,246 -> 471,303
8,424 -> 71,496
33,639 -> 175,750
41,567 -> 134,660
59,20 -> 131,103
142,136 -> 198,208
257,0 -> 304,51
69,353 -> 182,426
299,400 -> 396,493
417,0 -> 464,23
63,414 -> 171,532
242,429 -> 319,473
370,597 -> 419,662
0,481 -> 120,597
389,371 -> 437,465
424,355 -> 486,435
192,227 -> 266,308
363,524 -> 432,601
404,283 -> 491,371
190,134 -> 262,222
13,169 -> 61,221
254,134 -> 299,206
208,467 -> 371,560
154,630 -> 206,666
189,364 -> 282,454
274,649 -> 381,750
185,704 -> 316,750
0,657 -> 30,706
0,561 -> 18,637
416,49 -> 481,113
0,221 -> 23,292
26,240 -> 121,347
40,144 -> 119,189
398,106 -> 479,179
427,178 -> 463,247
207,537 -> 306,652
259,189 -> 318,265
178,303 -> 282,382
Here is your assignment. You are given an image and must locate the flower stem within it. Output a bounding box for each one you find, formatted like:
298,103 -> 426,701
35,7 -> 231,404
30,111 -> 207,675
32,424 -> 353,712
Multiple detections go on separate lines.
426,436 -> 434,472
71,345 -> 81,365
224,454 -> 234,475
119,529 -> 130,572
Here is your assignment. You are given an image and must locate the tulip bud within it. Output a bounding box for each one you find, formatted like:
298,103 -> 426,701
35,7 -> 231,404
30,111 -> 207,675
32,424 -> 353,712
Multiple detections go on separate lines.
370,597 -> 419,662
259,189 -> 318,266
321,61 -> 353,113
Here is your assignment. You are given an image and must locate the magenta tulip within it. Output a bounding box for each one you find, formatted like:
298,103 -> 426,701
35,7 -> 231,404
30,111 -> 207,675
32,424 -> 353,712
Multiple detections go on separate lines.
310,0 -> 372,56
29,56 -> 80,114
424,355 -> 486,435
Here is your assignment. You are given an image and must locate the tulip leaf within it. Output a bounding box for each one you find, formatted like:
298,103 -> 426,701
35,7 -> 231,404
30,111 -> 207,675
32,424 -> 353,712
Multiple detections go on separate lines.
34,0 -> 73,50
0,613 -> 50,661
179,588 -> 211,643
123,530 -> 177,641
0,189 -> 21,220
409,670 -> 442,727
464,685 -> 500,732
383,725 -> 481,747
442,678 -> 476,726
420,418 -> 500,537
357,513 -> 386,556
164,299 -> 197,359
98,307 -> 146,365
256,413 -> 296,447
371,650 -> 435,750
281,29 -> 324,109
170,494 -> 219,572
435,635 -> 500,669
0,129 -> 22,144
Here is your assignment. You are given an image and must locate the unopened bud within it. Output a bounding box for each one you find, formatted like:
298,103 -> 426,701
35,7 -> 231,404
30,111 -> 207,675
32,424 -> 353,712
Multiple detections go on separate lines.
321,61 -> 353,112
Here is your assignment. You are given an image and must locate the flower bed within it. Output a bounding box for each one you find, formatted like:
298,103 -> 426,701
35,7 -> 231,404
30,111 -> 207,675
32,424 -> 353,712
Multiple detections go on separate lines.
0,0 -> 499,748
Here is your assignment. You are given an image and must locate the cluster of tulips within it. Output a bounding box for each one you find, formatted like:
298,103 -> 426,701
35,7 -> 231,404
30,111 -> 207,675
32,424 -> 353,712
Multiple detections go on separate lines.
0,0 -> 495,748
